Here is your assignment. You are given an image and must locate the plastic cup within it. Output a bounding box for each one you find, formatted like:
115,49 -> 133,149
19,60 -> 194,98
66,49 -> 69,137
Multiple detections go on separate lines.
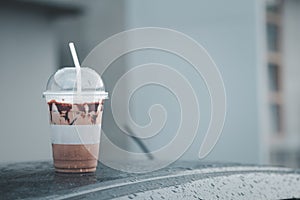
43,67 -> 108,173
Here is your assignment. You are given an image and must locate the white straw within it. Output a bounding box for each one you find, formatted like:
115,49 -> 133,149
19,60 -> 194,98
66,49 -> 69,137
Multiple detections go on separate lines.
69,42 -> 82,93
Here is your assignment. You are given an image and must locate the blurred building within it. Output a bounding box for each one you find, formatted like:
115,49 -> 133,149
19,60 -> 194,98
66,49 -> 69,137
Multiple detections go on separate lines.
264,0 -> 300,168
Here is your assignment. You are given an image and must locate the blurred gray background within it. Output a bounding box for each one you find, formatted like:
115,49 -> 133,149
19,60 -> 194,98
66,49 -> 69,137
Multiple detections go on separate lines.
1,0 -> 300,168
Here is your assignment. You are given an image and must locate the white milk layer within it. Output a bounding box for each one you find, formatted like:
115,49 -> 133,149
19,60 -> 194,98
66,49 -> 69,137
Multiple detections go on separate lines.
50,125 -> 101,144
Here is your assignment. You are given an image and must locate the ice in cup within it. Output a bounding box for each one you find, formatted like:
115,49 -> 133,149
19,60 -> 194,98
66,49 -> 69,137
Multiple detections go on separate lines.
43,67 -> 108,173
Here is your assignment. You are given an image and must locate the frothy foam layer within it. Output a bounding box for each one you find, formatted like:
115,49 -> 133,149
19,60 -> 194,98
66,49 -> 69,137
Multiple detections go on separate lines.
44,93 -> 107,104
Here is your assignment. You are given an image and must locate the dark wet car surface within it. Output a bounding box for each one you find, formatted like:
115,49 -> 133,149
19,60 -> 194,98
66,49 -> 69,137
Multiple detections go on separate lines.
1,161 -> 300,199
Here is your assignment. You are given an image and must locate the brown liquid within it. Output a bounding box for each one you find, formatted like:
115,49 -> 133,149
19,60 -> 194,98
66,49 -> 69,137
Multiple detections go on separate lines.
52,144 -> 99,173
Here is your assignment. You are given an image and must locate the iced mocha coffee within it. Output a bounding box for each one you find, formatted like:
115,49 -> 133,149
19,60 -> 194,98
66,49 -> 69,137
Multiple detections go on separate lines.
48,100 -> 104,173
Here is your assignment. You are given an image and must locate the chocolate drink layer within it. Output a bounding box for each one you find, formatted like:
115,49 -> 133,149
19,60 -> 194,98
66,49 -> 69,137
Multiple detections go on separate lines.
52,144 -> 99,173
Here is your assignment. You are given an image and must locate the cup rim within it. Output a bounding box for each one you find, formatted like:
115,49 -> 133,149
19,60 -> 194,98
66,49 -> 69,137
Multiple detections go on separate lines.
43,91 -> 108,99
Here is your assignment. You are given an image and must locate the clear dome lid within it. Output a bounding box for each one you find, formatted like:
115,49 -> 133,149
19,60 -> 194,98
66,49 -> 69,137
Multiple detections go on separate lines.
43,67 -> 108,100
